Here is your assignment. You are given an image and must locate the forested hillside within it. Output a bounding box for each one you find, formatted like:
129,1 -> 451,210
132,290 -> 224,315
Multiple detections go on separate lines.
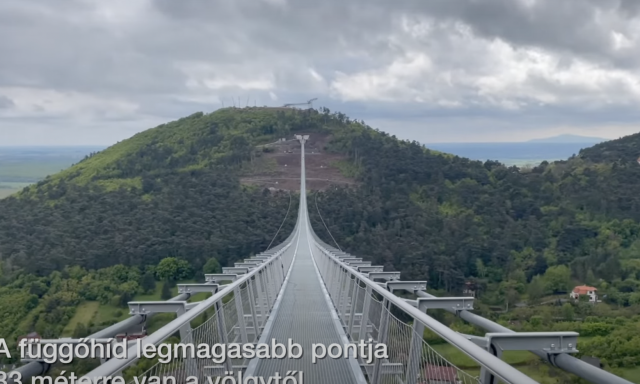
2,107 -> 640,381
310,127 -> 640,298
0,108 -> 321,276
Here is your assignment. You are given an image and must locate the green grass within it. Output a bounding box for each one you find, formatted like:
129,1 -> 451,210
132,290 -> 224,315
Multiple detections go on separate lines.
65,279 -> 213,333
433,343 -> 536,369
619,366 -> 640,383
61,301 -> 100,336
332,159 -> 362,178
94,303 -> 130,326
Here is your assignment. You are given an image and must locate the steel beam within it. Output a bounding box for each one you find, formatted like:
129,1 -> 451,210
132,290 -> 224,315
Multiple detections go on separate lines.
177,284 -> 219,294
367,272 -> 401,281
415,291 -> 632,384
386,281 -> 427,293
417,297 -> 474,312
205,274 -> 238,282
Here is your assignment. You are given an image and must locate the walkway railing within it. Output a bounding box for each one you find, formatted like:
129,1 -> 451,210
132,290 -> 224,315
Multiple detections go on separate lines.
78,226 -> 298,383
310,233 -> 540,384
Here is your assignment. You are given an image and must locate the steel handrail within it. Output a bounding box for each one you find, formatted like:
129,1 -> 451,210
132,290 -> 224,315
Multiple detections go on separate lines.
312,241 -> 540,384
81,241 -> 294,382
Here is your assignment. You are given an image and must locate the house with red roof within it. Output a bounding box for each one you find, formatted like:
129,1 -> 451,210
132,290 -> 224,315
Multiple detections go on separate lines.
570,285 -> 598,302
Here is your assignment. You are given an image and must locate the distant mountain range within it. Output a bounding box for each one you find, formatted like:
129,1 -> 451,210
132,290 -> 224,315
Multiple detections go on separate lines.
526,134 -> 608,144
422,134 -> 610,165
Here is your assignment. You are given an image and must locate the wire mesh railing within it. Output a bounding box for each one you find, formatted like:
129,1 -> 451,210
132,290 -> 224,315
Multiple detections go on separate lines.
78,233 -> 297,383
313,246 -> 480,384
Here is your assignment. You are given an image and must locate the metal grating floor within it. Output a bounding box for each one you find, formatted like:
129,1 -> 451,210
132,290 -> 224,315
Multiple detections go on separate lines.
250,222 -> 360,383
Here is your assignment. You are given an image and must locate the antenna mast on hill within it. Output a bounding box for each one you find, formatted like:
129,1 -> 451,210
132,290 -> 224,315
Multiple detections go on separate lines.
282,98 -> 318,109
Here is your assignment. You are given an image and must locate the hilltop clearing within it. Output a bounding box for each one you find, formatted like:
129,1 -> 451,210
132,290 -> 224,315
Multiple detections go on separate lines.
241,133 -> 356,191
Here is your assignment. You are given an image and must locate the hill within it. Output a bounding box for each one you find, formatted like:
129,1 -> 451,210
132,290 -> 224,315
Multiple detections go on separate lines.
579,131 -> 640,163
2,108 -> 640,378
0,107 -> 355,277
527,134 -> 607,144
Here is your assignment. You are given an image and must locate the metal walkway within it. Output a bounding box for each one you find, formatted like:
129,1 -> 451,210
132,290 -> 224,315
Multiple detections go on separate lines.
247,217 -> 363,383
247,135 -> 364,383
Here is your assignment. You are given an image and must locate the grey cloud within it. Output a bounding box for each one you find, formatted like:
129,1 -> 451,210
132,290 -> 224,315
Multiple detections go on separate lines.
0,96 -> 14,109
0,0 -> 639,145
403,0 -> 640,68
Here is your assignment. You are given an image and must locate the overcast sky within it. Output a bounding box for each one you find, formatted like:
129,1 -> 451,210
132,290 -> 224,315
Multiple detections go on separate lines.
1,0 -> 640,146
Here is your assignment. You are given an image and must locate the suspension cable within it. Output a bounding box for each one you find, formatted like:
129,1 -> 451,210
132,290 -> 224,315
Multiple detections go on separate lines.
266,190 -> 292,250
314,190 -> 342,251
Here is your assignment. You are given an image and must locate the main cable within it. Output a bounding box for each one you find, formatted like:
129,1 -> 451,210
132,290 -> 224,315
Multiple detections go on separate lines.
314,190 -> 342,251
266,190 -> 293,250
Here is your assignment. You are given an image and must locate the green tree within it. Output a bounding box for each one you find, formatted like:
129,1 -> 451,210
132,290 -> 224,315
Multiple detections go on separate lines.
161,281 -> 172,300
203,257 -> 222,274
527,275 -> 545,304
141,271 -> 156,294
543,265 -> 572,294
156,257 -> 191,281
561,303 -> 574,321
499,280 -> 520,311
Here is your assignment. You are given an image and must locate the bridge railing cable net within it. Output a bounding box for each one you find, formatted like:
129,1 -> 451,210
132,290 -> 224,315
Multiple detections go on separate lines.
74,224 -> 300,383
10,135 -> 634,384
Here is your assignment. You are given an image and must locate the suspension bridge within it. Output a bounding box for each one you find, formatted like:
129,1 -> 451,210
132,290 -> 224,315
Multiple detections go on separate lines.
9,135 -> 632,384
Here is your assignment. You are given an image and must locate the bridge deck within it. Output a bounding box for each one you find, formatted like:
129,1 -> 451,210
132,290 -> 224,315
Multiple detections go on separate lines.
248,220 -> 362,383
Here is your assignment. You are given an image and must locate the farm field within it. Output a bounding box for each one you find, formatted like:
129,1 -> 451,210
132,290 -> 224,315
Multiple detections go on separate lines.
0,146 -> 104,198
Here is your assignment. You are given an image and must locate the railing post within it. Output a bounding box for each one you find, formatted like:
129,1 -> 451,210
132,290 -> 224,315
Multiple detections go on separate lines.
335,266 -> 347,318
406,320 -> 425,384
347,277 -> 360,339
261,268 -> 273,312
233,287 -> 248,344
371,298 -> 390,384
247,278 -> 260,341
254,272 -> 266,328
359,286 -> 372,341
342,274 -> 355,325
214,298 -> 233,372
265,263 -> 276,306
330,263 -> 341,298
175,306 -> 198,378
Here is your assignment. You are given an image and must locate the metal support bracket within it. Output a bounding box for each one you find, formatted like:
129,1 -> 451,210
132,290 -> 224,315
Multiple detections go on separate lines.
487,332 -> 579,354
235,262 -> 258,268
128,301 -> 188,315
479,331 -> 579,384
348,261 -> 372,267
386,281 -> 427,293
205,274 -> 238,282
342,258 -> 363,263
367,272 -> 401,281
357,266 -> 384,273
417,297 -> 474,312
222,267 -> 249,274
177,284 -> 219,294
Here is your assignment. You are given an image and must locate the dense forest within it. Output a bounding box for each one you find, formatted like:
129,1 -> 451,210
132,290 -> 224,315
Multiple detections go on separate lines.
2,107 -> 640,382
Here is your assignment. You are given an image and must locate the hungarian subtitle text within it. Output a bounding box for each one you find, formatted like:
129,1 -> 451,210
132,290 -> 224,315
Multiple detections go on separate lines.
0,338 -> 388,384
